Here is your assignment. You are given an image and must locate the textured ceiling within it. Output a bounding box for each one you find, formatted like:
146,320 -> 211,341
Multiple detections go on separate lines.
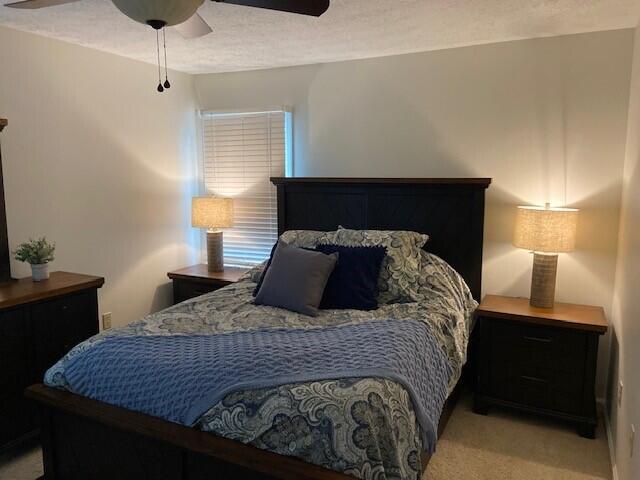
0,0 -> 639,74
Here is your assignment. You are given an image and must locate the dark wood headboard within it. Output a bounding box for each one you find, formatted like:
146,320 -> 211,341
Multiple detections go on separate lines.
271,177 -> 491,300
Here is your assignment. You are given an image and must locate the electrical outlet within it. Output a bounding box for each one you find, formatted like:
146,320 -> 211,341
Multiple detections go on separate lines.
619,381 -> 624,407
102,312 -> 112,330
631,424 -> 636,458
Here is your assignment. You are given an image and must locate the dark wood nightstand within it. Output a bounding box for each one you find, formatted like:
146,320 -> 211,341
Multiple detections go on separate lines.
167,265 -> 249,305
473,295 -> 608,438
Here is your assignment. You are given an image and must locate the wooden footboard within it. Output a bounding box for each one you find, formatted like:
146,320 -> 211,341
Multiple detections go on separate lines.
26,382 -> 462,480
26,384 -> 354,480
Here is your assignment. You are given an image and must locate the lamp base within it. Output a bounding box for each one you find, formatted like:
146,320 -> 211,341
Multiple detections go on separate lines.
530,253 -> 558,309
206,231 -> 224,272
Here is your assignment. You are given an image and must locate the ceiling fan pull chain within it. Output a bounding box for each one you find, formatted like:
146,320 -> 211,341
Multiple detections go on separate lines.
163,28 -> 171,89
156,29 -> 164,93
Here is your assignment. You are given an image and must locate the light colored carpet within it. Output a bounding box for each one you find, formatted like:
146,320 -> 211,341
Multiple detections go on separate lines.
0,394 -> 611,480
425,395 -> 612,480
0,442 -> 42,480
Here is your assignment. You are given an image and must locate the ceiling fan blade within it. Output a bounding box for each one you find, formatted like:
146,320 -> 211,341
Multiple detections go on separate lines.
173,12 -> 213,39
213,0 -> 329,17
4,0 -> 80,8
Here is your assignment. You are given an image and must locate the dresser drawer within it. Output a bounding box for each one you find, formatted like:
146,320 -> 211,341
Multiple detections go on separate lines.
31,290 -> 99,379
0,309 -> 30,394
0,309 -> 37,446
169,266 -> 248,305
489,320 -> 587,373
174,280 -> 223,303
0,392 -> 37,447
487,358 -> 584,413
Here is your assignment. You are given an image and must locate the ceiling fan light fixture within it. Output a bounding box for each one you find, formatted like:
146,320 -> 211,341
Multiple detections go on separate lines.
111,0 -> 204,27
146,19 -> 167,30
5,0 -> 332,92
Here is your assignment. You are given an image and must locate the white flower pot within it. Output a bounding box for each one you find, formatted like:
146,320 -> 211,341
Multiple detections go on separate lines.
31,263 -> 49,282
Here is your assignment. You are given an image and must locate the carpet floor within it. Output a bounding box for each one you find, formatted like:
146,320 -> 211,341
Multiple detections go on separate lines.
0,394 -> 611,480
425,395 -> 612,480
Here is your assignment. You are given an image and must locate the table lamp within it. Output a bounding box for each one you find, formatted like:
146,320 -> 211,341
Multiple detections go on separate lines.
513,203 -> 578,308
192,197 -> 234,272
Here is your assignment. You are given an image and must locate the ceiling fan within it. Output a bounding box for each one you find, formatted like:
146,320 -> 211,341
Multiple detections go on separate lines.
4,0 -> 331,91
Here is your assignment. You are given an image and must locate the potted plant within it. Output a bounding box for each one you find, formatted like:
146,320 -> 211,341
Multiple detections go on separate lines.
13,237 -> 56,281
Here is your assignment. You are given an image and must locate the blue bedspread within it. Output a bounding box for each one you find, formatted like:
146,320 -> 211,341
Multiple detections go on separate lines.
63,319 -> 452,452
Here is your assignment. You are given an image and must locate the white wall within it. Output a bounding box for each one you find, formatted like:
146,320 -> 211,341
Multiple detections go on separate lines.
609,22 -> 640,480
196,30 -> 634,394
0,25 -> 200,328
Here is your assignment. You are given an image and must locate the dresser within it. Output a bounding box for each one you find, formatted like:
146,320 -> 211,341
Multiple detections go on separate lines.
167,265 -> 249,305
0,271 -> 104,451
474,295 -> 607,438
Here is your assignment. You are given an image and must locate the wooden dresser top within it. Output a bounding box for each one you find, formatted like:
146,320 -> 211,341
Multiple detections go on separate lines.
477,295 -> 608,334
0,271 -> 104,310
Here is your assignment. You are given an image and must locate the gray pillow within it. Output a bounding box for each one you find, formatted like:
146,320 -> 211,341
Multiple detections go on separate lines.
254,242 -> 338,316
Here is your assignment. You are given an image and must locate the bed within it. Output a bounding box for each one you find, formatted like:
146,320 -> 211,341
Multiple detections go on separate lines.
27,177 -> 491,480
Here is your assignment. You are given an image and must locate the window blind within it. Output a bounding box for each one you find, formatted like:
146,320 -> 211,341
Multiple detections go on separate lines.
201,110 -> 288,267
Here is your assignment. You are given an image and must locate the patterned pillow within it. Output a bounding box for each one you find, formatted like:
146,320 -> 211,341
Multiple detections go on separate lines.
415,251 -> 477,310
241,266 -> 263,283
279,230 -> 337,248
333,228 -> 429,304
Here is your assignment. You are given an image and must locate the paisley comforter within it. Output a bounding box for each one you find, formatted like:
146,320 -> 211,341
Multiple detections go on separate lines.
45,252 -> 477,480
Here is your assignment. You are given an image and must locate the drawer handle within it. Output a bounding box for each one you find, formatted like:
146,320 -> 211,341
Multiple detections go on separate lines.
523,335 -> 552,344
521,375 -> 548,384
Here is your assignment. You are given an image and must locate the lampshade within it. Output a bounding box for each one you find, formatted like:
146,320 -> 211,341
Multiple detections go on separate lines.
192,197 -> 234,229
513,205 -> 578,253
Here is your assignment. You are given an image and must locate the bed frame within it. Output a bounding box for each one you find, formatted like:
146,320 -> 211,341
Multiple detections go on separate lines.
26,177 -> 491,480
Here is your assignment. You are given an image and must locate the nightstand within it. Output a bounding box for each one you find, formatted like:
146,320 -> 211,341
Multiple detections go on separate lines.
167,265 -> 249,305
474,295 -> 608,438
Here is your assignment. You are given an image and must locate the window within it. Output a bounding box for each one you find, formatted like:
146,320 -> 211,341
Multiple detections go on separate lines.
200,109 -> 292,267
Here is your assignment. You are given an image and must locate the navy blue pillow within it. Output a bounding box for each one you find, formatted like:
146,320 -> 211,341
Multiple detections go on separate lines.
315,244 -> 387,310
253,242 -> 279,297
